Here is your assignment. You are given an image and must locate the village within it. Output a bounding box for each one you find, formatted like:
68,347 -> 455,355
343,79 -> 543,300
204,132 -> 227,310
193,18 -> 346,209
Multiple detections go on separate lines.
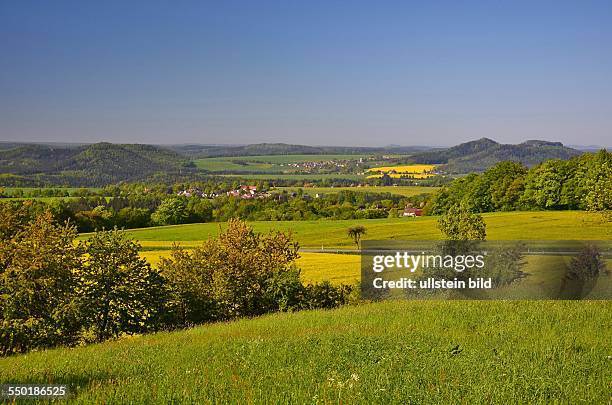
177,184 -> 424,217
177,185 -> 271,199
277,157 -> 369,173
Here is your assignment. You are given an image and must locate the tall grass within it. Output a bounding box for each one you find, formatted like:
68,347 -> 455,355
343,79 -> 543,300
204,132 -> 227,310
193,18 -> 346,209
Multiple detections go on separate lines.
1,300 -> 610,403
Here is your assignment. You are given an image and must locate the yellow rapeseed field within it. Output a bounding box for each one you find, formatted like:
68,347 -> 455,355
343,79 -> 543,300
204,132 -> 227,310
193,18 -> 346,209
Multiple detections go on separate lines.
140,250 -> 360,285
366,164 -> 436,179
295,252 -> 360,284
366,164 -> 436,173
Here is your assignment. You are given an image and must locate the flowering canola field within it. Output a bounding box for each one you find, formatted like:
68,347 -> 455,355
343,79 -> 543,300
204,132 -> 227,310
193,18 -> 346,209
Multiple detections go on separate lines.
366,164 -> 437,179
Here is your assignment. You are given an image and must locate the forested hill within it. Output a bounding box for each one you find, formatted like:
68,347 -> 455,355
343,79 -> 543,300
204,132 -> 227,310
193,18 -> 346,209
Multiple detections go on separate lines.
412,138 -> 581,173
167,142 -> 432,157
0,143 -> 194,186
0,139 -> 585,185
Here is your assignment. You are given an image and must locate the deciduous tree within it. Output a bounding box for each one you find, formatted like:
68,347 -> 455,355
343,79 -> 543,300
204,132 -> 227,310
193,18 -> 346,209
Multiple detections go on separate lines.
437,204 -> 486,240
78,229 -> 166,341
347,225 -> 367,249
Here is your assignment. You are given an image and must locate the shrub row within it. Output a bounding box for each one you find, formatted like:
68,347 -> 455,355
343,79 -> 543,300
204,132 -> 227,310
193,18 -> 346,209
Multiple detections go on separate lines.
0,205 -> 353,355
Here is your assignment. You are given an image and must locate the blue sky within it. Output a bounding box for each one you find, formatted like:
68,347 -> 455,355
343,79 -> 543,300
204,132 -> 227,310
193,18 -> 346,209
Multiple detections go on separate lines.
1,1 -> 611,146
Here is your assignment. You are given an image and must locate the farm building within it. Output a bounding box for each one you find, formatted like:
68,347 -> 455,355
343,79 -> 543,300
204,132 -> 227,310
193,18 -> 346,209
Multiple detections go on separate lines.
403,207 -> 423,217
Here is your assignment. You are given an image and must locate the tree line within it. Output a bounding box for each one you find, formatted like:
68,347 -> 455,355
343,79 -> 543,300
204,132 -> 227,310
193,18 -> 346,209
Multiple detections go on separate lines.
0,205 -> 353,356
426,150 -> 612,214
2,189 -> 422,233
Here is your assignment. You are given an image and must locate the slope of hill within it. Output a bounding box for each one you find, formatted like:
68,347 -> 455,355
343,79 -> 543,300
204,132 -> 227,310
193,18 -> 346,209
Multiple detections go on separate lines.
0,139 -> 584,184
0,143 -> 194,186
1,300 -> 609,403
412,138 -> 581,173
168,143 -> 433,158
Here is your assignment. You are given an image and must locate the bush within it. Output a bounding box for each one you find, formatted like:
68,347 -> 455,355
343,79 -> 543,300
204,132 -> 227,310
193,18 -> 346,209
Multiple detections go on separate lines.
0,205 -> 169,354
151,198 -> 189,225
304,281 -> 353,310
0,211 -> 357,355
78,229 -> 167,342
263,268 -> 306,312
159,219 -> 354,326
0,211 -> 83,355
160,219 -> 300,321
158,246 -> 220,327
437,204 -> 486,240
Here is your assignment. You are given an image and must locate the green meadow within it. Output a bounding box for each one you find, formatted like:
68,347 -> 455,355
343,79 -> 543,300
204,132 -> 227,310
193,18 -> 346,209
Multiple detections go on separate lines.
274,185 -> 440,197
217,173 -> 364,181
195,154 -> 370,172
1,300 -> 610,403
195,158 -> 284,173
107,211 -> 611,251
125,211 -> 610,285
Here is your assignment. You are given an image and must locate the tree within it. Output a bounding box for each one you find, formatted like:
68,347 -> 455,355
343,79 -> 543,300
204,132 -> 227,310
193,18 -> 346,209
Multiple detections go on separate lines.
211,219 -> 300,318
263,267 -> 306,312
78,229 -> 166,341
161,219 -> 300,320
115,207 -> 151,229
160,219 -> 352,323
437,204 -> 486,240
521,159 -> 572,209
559,243 -> 606,299
151,198 -> 188,225
186,198 -> 213,223
484,161 -> 527,211
566,244 -> 606,281
0,210 -> 83,355
74,205 -> 112,232
347,225 -> 367,249
380,173 -> 393,186
582,150 -> 612,211
158,245 -> 219,326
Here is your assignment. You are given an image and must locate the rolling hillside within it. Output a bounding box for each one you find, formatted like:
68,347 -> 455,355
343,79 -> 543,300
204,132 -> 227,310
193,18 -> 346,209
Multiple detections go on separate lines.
1,300 -> 609,403
0,139 -> 589,186
107,211 -> 611,251
0,143 -> 194,186
412,138 -> 582,173
168,142 -> 432,158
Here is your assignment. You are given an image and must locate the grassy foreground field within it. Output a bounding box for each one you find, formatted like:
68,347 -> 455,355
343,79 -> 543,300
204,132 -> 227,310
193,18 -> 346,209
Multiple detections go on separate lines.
1,300 -> 610,403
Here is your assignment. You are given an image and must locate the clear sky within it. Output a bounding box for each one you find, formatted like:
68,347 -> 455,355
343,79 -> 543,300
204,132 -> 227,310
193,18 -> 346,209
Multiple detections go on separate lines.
1,1 -> 611,146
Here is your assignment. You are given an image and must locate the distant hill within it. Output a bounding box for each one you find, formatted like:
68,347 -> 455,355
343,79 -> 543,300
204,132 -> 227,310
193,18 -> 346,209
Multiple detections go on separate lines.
0,139 -> 585,185
0,141 -> 86,150
167,142 -> 432,157
411,138 -> 582,173
568,144 -> 610,152
0,143 -> 194,186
